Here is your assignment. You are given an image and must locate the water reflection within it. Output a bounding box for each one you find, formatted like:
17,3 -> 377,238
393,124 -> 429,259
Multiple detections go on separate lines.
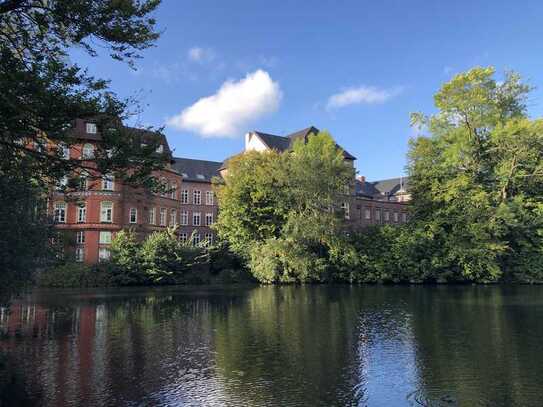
1,286 -> 543,406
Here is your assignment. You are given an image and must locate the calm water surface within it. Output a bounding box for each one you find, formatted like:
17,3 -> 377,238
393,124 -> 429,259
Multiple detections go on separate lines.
1,285 -> 542,406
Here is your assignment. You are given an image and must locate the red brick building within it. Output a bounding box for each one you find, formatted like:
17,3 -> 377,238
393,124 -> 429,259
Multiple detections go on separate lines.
49,121 -> 409,264
49,119 -> 184,264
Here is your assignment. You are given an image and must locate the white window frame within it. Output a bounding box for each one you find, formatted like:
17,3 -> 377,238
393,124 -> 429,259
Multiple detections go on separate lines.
86,122 -> 97,134
205,191 -> 214,205
181,189 -> 189,204
193,190 -> 201,205
100,201 -> 113,223
170,183 -> 177,200
59,143 -> 70,159
180,233 -> 188,243
170,209 -> 177,226
181,211 -> 188,226
54,202 -> 66,223
402,213 -> 407,223
394,212 -> 399,223
102,175 -> 114,191
193,212 -> 201,226
365,208 -> 371,220
99,231 -> 112,244
205,213 -> 213,226
159,208 -> 167,226
384,211 -> 390,222
192,233 -> 201,246
148,207 -> 156,225
75,247 -> 85,262
129,208 -> 137,224
76,231 -> 85,244
82,143 -> 94,159
77,205 -> 86,223
341,202 -> 350,219
98,247 -> 111,262
204,233 -> 213,246
375,209 -> 381,222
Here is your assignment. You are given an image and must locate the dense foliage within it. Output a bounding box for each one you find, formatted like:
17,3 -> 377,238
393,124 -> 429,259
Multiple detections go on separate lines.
216,69 -> 543,284
0,0 -> 164,296
38,228 -> 248,287
406,67 -> 543,282
215,131 -> 357,283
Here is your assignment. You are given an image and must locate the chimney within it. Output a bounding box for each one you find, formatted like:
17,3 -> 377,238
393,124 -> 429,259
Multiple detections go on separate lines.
244,132 -> 251,151
357,175 -> 366,184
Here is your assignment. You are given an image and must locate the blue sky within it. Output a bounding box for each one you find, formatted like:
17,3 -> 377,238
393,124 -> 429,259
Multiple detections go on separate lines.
73,0 -> 543,180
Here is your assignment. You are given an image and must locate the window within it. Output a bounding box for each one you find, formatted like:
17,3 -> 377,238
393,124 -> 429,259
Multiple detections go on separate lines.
86,122 -> 97,134
170,183 -> 177,199
393,212 -> 399,223
77,205 -> 86,223
196,174 -> 205,180
100,201 -> 113,223
375,209 -> 381,222
181,189 -> 189,204
160,177 -> 168,197
170,209 -> 177,226
78,175 -> 87,191
148,207 -> 156,225
384,211 -> 390,222
340,202 -> 350,219
159,208 -> 167,226
402,213 -> 408,223
98,248 -> 111,262
193,190 -> 201,205
180,233 -> 188,243
82,143 -> 94,159
205,213 -> 213,226
99,231 -> 112,244
54,202 -> 66,223
206,191 -> 214,205
181,211 -> 188,225
204,233 -> 213,247
102,175 -> 114,191
75,247 -> 84,262
193,212 -> 201,226
156,144 -> 164,153
59,143 -> 70,159
365,208 -> 371,220
192,233 -> 201,246
56,176 -> 68,191
129,208 -> 137,224
76,231 -> 85,244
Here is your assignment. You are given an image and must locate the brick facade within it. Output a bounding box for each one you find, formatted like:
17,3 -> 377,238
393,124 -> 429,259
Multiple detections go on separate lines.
49,120 -> 409,264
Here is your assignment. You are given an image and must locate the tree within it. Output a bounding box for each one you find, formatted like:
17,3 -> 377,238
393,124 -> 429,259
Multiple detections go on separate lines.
0,0 -> 163,293
214,131 -> 356,283
408,67 -> 543,282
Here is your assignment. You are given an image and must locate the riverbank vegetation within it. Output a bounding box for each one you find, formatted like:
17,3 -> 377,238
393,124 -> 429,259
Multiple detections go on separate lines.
215,67 -> 543,284
37,228 -> 248,288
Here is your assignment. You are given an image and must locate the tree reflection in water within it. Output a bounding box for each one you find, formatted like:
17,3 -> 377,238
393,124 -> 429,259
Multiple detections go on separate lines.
1,286 -> 543,406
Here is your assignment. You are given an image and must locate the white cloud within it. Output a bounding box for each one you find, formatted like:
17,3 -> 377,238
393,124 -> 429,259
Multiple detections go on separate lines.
167,69 -> 282,138
326,86 -> 402,110
188,47 -> 215,63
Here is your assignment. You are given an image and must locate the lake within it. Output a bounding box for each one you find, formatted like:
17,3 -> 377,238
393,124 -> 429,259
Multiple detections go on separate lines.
1,285 -> 542,406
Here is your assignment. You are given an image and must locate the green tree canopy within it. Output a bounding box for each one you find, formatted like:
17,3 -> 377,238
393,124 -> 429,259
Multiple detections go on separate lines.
408,67 -> 543,282
214,131 -> 356,283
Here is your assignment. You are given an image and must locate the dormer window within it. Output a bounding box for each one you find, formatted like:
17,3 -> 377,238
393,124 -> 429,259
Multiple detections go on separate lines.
196,174 -> 205,180
86,122 -> 97,134
156,144 -> 164,153
181,173 -> 188,178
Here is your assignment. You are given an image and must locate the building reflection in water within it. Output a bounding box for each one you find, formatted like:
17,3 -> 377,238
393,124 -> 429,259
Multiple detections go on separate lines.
1,286 -> 543,406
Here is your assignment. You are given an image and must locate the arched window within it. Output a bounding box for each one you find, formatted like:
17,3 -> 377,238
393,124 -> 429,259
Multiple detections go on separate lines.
100,201 -> 113,223
82,143 -> 94,159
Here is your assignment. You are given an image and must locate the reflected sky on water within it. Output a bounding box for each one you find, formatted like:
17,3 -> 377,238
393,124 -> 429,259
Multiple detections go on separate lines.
1,285 -> 543,406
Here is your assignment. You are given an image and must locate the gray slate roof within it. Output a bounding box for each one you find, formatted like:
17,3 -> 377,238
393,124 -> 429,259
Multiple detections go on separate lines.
254,126 -> 356,160
171,157 -> 222,182
356,177 -> 409,199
